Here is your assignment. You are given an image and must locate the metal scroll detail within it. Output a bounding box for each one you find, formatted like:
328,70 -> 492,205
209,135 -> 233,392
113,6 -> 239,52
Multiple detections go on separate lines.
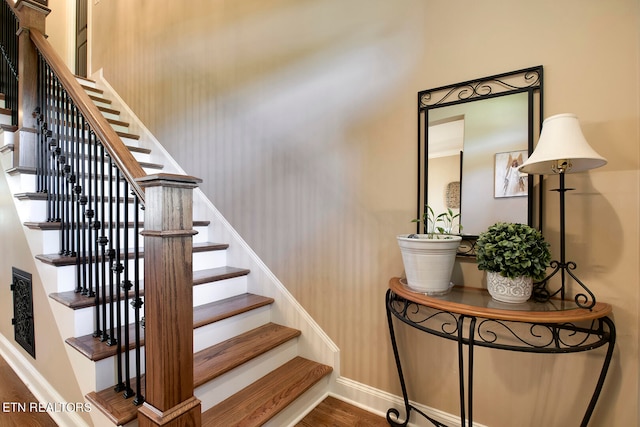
419,67 -> 542,109
389,293 -> 611,352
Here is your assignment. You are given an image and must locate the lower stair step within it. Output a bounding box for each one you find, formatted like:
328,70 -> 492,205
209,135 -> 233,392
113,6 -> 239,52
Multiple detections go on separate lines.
65,294 -> 276,361
194,322 -> 301,388
201,356 -> 333,427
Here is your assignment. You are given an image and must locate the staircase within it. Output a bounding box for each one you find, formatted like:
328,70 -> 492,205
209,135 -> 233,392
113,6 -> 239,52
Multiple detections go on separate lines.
0,74 -> 337,426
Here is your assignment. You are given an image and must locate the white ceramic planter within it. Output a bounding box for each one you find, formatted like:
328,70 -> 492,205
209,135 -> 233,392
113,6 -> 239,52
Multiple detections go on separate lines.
397,234 -> 462,295
486,271 -> 533,303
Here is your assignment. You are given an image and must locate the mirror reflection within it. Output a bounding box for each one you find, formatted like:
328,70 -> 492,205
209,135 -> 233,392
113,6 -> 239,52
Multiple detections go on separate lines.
417,66 -> 543,242
428,93 -> 529,235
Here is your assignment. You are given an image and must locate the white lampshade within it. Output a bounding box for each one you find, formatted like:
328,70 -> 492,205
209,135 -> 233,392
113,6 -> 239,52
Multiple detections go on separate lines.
518,113 -> 607,175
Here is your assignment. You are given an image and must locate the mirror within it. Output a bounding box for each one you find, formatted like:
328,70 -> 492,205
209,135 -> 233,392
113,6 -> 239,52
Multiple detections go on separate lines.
417,66 -> 543,251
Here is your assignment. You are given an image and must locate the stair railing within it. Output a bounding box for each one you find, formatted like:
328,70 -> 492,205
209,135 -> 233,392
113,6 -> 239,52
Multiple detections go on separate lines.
31,26 -> 147,404
0,0 -> 19,125
6,2 -> 201,424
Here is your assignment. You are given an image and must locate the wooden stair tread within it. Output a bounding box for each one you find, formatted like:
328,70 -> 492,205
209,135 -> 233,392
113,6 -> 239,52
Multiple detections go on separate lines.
85,322 -> 301,426
1,124 -> 17,132
85,376 -> 145,426
18,193 -> 137,203
116,130 -> 139,140
6,166 -> 36,175
194,322 -> 300,388
194,293 -> 274,328
23,221 -> 210,234
106,117 -> 129,128
80,83 -> 104,95
89,94 -> 112,105
36,239 -> 220,267
202,356 -> 333,427
50,263 -> 244,309
65,293 -> 273,360
193,266 -> 250,285
49,288 -> 145,310
66,323 -> 144,361
97,105 -> 121,116
7,158 -> 159,174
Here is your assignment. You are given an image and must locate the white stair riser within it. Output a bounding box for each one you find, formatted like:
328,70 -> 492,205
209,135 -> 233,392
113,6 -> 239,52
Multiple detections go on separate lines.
70,299 -> 143,338
50,257 -> 145,294
193,249 -> 226,271
6,172 -> 36,193
34,228 -> 146,257
195,339 -> 299,412
1,128 -> 15,146
94,348 -> 147,391
0,113 -> 11,126
192,224 -> 209,243
16,197 -> 144,225
193,305 -> 271,353
193,275 -> 248,307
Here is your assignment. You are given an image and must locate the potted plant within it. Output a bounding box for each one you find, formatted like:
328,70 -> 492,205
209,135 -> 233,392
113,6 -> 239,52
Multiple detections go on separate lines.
397,206 -> 462,295
475,222 -> 551,303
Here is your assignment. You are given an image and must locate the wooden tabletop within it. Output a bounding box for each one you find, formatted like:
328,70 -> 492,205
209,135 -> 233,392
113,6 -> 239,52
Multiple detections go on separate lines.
389,277 -> 612,323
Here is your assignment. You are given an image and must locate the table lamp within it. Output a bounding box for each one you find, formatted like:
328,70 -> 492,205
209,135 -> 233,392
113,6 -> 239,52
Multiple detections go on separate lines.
518,113 -> 607,309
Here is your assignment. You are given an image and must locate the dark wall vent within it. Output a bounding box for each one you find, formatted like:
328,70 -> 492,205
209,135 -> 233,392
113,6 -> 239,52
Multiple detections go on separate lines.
11,268 -> 35,358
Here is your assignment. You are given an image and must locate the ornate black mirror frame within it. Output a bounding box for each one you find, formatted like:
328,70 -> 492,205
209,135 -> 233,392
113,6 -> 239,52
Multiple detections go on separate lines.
417,66 -> 544,255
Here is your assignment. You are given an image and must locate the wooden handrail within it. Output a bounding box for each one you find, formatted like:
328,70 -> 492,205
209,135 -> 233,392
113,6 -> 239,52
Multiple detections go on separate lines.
28,28 -> 146,202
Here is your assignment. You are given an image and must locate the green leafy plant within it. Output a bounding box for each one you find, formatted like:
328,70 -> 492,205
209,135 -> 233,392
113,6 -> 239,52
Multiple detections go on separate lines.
412,205 -> 462,239
476,222 -> 551,280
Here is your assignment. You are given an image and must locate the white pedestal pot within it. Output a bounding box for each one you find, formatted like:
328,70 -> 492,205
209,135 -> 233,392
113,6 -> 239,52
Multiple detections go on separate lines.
397,234 -> 462,295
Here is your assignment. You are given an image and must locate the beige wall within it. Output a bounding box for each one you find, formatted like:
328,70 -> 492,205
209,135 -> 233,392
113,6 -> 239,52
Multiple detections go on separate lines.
89,1 -> 640,425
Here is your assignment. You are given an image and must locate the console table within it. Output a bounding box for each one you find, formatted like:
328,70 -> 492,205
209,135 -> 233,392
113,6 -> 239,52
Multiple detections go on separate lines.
385,277 -> 615,427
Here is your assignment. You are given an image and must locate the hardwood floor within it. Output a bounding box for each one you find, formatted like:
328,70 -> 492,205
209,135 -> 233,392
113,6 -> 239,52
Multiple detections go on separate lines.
0,355 -> 57,427
0,353 -> 385,427
296,396 -> 389,427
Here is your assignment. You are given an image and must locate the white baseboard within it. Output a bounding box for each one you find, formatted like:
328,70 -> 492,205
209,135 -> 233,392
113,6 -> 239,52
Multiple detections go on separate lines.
0,334 -> 90,427
333,376 -> 488,427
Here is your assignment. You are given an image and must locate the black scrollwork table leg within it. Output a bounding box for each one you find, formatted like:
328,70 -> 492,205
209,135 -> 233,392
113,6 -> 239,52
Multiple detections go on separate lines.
385,289 -> 448,427
580,316 -> 616,427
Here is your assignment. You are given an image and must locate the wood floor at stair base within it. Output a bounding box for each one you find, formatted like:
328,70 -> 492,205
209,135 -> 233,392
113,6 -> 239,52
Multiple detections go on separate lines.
296,396 -> 389,427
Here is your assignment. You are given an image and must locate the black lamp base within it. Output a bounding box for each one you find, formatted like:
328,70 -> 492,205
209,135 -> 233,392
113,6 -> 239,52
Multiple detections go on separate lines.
533,172 -> 597,310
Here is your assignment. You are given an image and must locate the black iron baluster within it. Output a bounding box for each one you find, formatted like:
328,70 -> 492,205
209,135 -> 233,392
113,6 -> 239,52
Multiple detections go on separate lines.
75,105 -> 87,294
92,134 -> 102,338
106,157 -> 117,347
84,121 -> 95,299
132,196 -> 144,406
113,166 -> 124,389
64,91 -> 74,257
98,143 -> 109,343
120,179 -> 134,398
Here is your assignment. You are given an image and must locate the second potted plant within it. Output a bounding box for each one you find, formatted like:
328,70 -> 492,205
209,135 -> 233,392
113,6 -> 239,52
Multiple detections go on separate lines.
397,206 -> 462,295
475,222 -> 551,303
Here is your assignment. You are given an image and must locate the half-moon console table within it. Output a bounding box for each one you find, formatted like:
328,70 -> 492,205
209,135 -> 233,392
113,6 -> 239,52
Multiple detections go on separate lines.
385,277 -> 615,427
